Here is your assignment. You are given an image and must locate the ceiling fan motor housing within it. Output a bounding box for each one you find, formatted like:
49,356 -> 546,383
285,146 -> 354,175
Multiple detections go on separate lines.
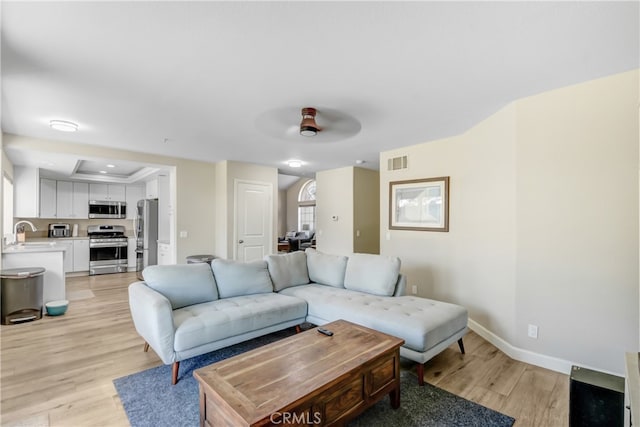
300,107 -> 320,136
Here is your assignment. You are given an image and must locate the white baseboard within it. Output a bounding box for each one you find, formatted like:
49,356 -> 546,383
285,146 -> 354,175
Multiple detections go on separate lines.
468,318 -> 574,375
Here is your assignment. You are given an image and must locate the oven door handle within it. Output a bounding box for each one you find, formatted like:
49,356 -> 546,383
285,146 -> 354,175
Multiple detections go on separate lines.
90,242 -> 128,248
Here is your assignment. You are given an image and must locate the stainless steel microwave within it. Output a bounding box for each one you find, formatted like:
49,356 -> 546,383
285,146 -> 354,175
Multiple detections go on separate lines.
88,201 -> 126,219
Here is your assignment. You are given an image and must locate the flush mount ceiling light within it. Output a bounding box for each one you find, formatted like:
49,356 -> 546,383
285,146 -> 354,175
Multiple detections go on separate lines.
288,160 -> 303,168
300,108 -> 320,137
49,120 -> 78,132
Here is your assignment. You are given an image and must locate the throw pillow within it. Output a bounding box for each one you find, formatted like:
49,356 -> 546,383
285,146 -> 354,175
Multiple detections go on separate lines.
305,248 -> 348,288
343,253 -> 401,296
264,251 -> 310,291
142,263 -> 218,310
211,258 -> 274,298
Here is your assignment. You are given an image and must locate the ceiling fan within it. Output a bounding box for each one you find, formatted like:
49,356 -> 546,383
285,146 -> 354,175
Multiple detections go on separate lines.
299,107 -> 321,136
255,106 -> 361,143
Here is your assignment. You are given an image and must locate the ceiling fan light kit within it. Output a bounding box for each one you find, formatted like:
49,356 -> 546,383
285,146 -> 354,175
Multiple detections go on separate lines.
300,107 -> 320,136
49,120 -> 78,132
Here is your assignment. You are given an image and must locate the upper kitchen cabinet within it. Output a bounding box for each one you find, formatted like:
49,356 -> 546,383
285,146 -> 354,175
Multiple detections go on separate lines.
89,183 -> 126,202
40,178 -> 57,218
14,166 -> 40,218
125,184 -> 144,220
56,181 -> 89,219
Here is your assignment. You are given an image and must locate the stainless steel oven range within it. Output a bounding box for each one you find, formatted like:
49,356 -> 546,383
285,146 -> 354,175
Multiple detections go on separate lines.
88,225 -> 128,276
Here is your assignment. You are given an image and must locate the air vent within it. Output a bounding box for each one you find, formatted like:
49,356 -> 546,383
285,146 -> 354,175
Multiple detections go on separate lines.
387,155 -> 408,171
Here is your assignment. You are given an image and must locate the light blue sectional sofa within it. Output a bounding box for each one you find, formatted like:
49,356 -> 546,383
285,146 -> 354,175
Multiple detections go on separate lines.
128,248 -> 468,385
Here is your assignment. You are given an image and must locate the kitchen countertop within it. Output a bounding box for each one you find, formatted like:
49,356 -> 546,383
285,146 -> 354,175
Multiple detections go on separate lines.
27,237 -> 90,242
2,242 -> 69,253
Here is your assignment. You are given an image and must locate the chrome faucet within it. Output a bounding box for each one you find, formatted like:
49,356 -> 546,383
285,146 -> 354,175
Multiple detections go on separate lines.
11,220 -> 37,244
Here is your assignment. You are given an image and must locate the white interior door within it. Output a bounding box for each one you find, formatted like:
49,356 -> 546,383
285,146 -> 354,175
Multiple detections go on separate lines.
235,180 -> 272,262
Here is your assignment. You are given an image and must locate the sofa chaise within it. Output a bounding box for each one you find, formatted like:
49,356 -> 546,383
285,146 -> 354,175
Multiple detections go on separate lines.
128,248 -> 468,385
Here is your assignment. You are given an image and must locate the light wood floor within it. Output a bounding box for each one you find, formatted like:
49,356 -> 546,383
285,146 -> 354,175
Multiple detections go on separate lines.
0,272 -> 569,426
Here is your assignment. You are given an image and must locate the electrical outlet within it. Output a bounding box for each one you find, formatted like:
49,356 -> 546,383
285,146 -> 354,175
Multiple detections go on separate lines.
385,232 -> 391,240
179,230 -> 188,238
411,285 -> 417,294
528,324 -> 538,339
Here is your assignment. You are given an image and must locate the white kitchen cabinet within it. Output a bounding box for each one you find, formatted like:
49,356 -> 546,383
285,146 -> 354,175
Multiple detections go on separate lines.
89,183 -> 126,202
39,178 -> 57,218
127,237 -> 137,270
72,239 -> 90,272
72,182 -> 89,219
14,166 -> 40,218
56,180 -> 73,218
157,242 -> 170,266
56,181 -> 88,219
125,185 -> 144,220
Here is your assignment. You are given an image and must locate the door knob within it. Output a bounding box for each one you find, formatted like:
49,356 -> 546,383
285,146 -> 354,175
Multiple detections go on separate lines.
238,240 -> 244,244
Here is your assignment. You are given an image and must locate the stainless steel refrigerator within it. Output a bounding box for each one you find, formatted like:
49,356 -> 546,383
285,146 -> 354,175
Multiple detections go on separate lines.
135,199 -> 158,280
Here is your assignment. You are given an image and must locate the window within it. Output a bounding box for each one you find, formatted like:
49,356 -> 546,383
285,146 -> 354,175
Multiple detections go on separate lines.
298,180 -> 316,233
3,174 -> 13,241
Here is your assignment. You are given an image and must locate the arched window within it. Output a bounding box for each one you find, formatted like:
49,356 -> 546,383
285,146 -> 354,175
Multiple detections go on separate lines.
298,179 -> 316,234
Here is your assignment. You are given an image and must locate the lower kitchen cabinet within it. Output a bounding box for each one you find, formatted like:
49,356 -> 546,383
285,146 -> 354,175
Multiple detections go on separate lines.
73,239 -> 90,272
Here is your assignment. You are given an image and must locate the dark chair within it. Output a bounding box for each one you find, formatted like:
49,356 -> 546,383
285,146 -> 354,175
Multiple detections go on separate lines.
287,231 -> 314,252
299,232 -> 315,250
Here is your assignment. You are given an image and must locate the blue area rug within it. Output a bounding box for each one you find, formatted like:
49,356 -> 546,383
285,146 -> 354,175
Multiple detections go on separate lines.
114,329 -> 515,427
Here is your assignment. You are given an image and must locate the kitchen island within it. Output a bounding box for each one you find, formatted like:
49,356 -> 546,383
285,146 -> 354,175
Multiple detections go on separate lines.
2,242 -> 68,306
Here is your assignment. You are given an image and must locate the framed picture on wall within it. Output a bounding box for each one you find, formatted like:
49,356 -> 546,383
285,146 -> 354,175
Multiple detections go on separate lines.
389,177 -> 449,232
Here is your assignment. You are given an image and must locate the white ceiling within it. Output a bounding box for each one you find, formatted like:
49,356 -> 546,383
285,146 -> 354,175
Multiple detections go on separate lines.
2,1 -> 638,180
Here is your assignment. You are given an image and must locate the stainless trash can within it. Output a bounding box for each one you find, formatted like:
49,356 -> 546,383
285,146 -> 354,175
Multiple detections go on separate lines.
186,255 -> 215,265
1,267 -> 45,325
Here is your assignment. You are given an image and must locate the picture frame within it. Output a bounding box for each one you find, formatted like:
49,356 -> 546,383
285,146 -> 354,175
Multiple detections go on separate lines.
389,176 -> 449,232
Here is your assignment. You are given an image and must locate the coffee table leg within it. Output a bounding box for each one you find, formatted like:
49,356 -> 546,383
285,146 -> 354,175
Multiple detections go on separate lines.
389,385 -> 400,409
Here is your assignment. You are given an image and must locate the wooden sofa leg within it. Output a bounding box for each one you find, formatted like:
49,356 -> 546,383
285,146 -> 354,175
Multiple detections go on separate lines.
295,325 -> 302,334
143,342 -> 149,352
457,338 -> 465,354
172,362 -> 180,385
416,363 -> 425,386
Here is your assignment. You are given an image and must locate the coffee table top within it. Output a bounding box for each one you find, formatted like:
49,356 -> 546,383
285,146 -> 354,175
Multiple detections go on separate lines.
193,319 -> 404,424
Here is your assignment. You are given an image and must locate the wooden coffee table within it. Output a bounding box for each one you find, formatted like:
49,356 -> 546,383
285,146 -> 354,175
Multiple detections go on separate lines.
193,319 -> 404,426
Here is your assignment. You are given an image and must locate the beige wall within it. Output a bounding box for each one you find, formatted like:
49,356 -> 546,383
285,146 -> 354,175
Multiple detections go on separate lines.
353,167 -> 380,254
214,161 -> 228,258
3,134 -> 216,264
513,70 -> 638,373
380,70 -> 639,374
316,167 -> 354,255
223,161 -> 278,258
277,189 -> 286,237
316,166 -> 381,255
381,104 -> 518,343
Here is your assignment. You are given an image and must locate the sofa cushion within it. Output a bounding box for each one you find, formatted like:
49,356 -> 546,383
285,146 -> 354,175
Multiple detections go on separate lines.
211,259 -> 273,298
142,263 -> 218,310
264,251 -> 310,291
304,248 -> 347,288
343,253 -> 401,296
172,293 -> 308,352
